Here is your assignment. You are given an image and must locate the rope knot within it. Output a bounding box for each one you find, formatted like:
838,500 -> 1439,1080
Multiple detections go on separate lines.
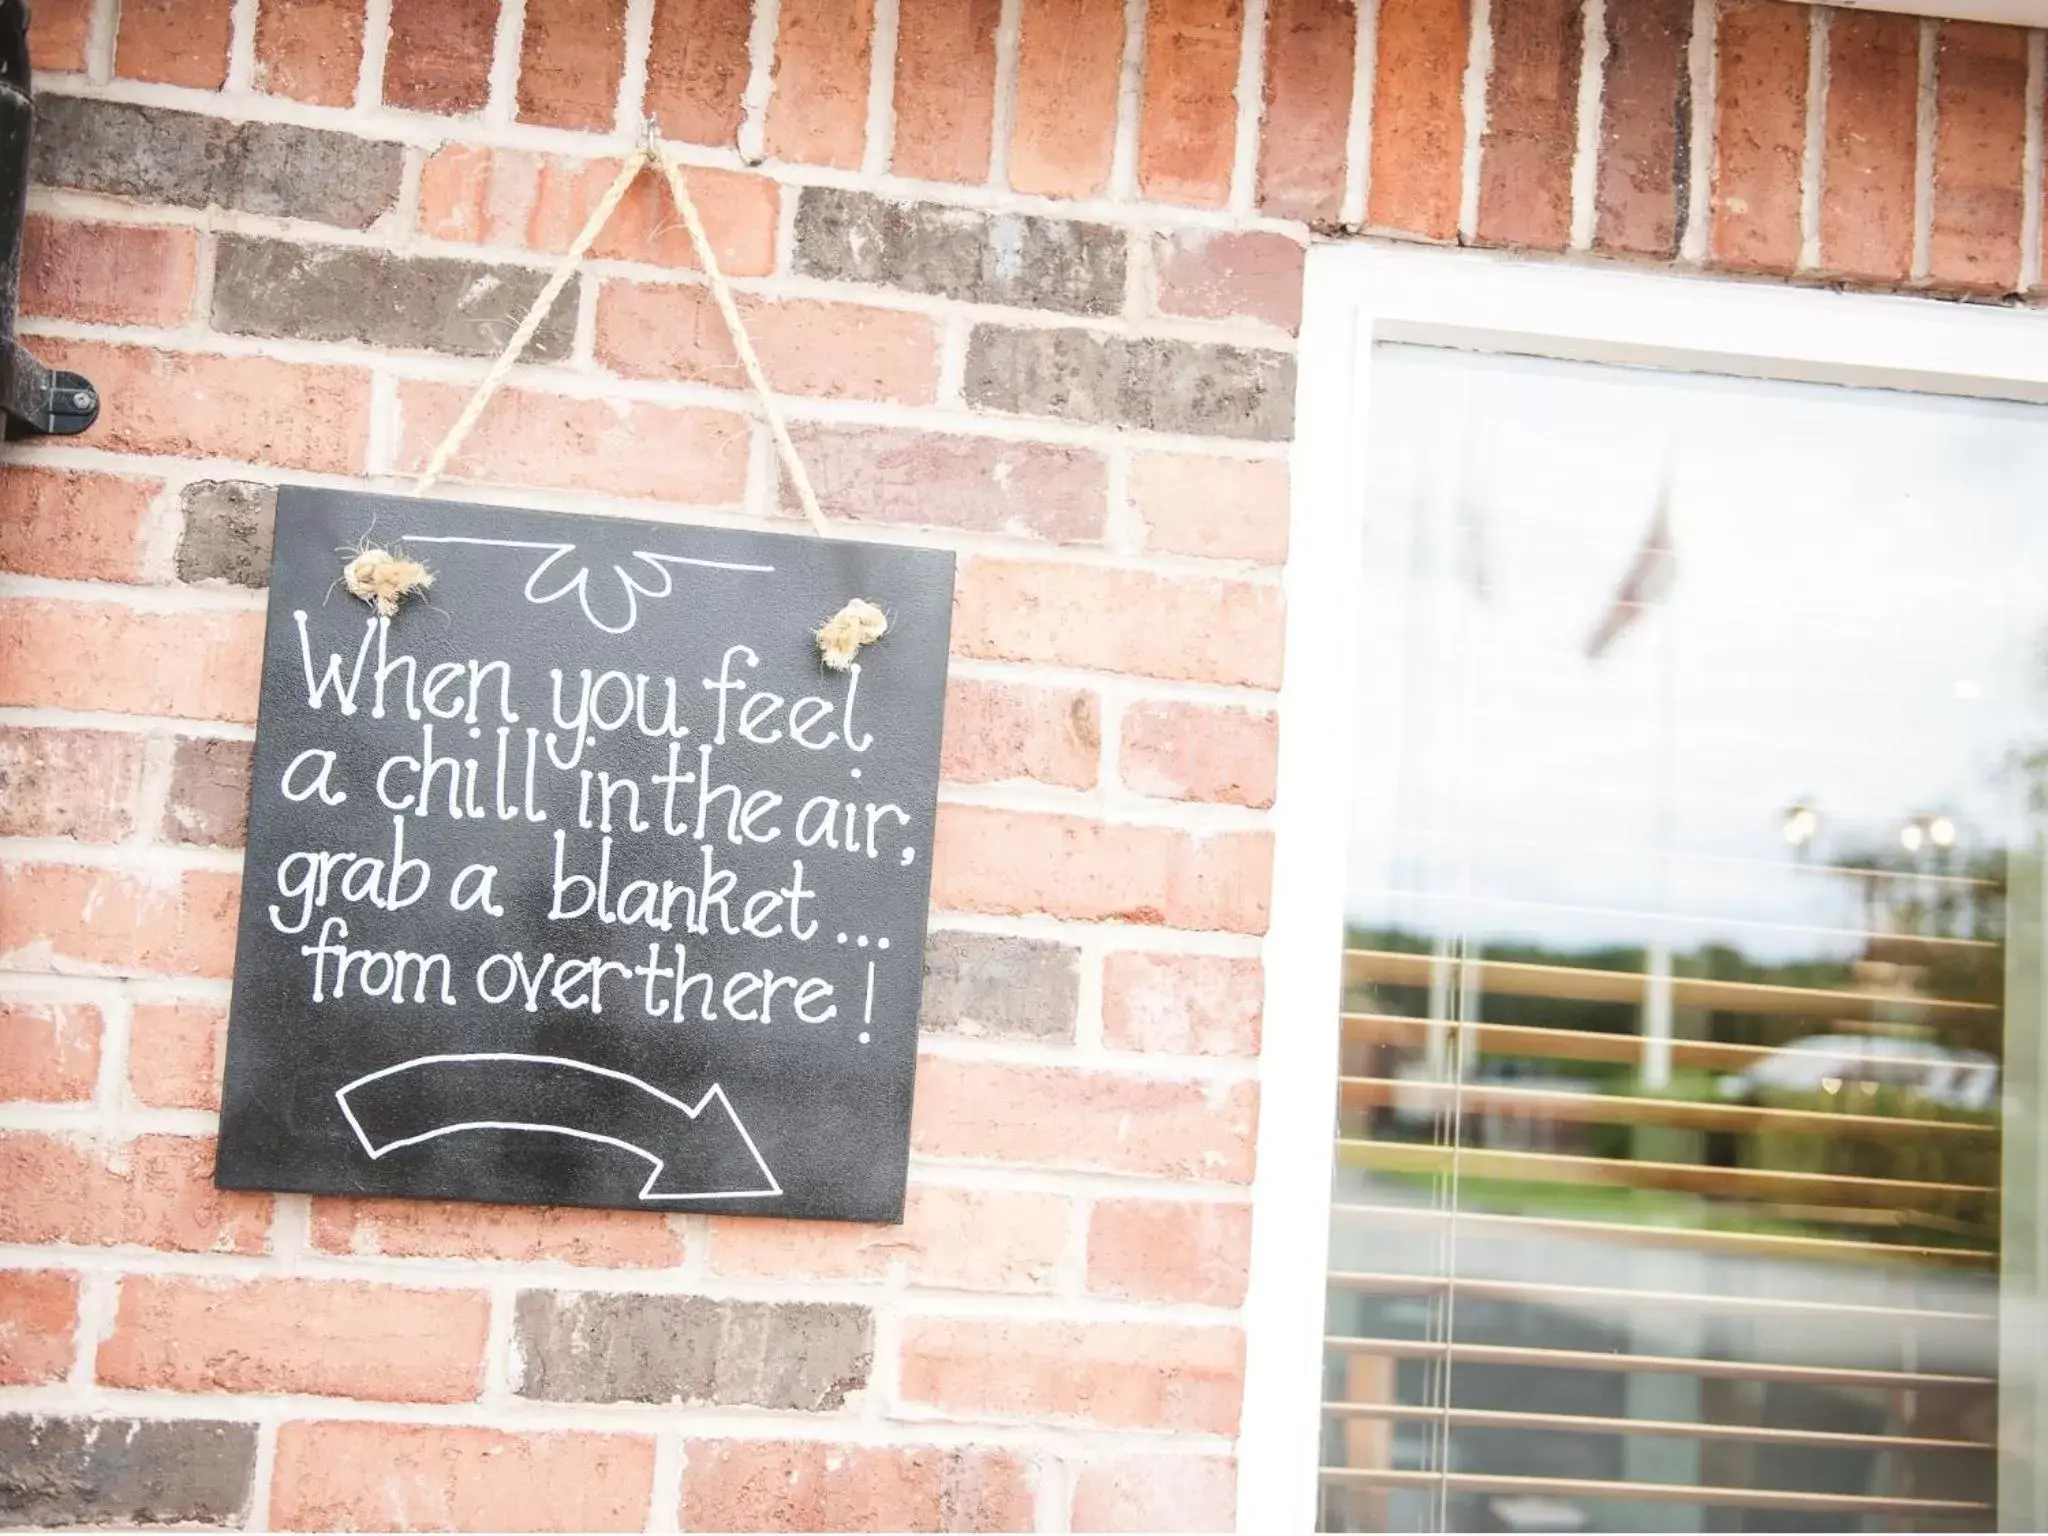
344,548 -> 434,618
816,598 -> 887,671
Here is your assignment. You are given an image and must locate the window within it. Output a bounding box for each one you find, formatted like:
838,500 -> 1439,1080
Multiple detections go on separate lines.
1243,248 -> 2048,1533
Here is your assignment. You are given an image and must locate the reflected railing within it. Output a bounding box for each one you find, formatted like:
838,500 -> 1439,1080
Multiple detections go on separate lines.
1318,920 -> 2006,1533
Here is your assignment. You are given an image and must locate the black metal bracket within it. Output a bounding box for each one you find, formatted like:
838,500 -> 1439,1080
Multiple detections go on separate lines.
0,0 -> 96,439
2,345 -> 97,438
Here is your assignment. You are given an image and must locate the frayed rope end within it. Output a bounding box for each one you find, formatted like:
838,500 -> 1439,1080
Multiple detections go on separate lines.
344,548 -> 435,618
816,598 -> 887,671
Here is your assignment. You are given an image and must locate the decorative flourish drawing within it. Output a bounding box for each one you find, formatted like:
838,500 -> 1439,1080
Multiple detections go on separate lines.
400,536 -> 774,634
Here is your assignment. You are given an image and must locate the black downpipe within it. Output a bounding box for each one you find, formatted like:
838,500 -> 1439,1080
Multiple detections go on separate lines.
0,0 -> 97,439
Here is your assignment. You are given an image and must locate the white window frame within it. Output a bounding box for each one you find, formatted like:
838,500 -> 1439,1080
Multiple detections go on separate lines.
1236,241 -> 2048,1531
1806,0 -> 2048,24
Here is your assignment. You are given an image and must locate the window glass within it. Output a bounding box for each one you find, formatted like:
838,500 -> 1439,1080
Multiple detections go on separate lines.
1320,344 -> 2048,1532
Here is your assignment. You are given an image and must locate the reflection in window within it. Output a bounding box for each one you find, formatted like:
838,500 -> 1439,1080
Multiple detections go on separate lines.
1318,346 -> 2047,1532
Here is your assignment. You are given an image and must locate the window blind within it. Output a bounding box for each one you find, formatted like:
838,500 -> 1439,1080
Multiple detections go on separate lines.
1316,342 -> 2037,1533
1318,944 -> 2000,1530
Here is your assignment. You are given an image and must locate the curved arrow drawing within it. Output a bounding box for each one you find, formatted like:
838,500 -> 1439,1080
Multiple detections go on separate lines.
335,1053 -> 781,1201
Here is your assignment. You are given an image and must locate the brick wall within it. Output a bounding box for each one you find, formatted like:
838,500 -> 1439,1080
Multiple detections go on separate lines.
0,0 -> 2038,1530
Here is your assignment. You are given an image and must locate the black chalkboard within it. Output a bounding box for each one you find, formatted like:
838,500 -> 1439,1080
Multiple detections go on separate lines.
214,487 -> 955,1223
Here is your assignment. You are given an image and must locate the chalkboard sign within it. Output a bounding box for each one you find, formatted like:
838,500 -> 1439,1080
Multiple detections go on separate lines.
214,488 -> 955,1223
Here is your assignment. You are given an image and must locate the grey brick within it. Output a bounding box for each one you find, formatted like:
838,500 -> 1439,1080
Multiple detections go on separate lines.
513,1292 -> 872,1410
794,188 -> 1127,316
212,238 -> 576,361
0,1415 -> 256,1527
161,737 -> 253,848
920,930 -> 1081,1042
32,97 -> 402,230
964,325 -> 1296,441
177,481 -> 275,589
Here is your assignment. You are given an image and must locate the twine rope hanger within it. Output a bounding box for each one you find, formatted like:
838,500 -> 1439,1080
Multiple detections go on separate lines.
352,122 -> 883,669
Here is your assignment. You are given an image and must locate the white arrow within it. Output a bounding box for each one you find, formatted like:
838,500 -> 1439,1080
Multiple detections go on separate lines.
334,1052 -> 782,1201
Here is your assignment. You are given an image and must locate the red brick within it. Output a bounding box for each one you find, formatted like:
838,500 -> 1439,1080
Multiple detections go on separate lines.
0,1134 -> 268,1253
129,1003 -> 228,1111
0,466 -> 156,584
893,0 -> 1000,183
912,1056 -> 1259,1181
310,1198 -> 683,1267
1139,0 -> 1245,207
1071,1456 -> 1237,1531
115,0 -> 231,87
766,0 -> 873,168
1822,9 -> 1920,283
933,805 -> 1272,932
418,148 -> 780,277
0,600 -> 263,722
1009,0 -> 1125,197
683,1440 -> 1034,1532
274,1422 -> 654,1533
953,560 -> 1283,687
942,678 -> 1100,789
1119,701 -> 1276,806
1152,230 -> 1304,331
415,144 -> 501,241
1087,1199 -> 1252,1305
588,162 -> 780,275
100,1276 -> 489,1401
27,0 -> 89,71
1128,452 -> 1288,564
519,0 -> 626,130
1259,0 -> 1355,221
395,381 -> 751,505
1932,21 -> 2027,292
384,0 -> 495,115
0,1271 -> 78,1387
37,341 -> 369,473
711,1184 -> 1068,1291
0,1002 -> 102,1103
1369,0 -> 1469,238
256,0 -> 366,105
0,728 -> 147,841
1102,951 -> 1262,1056
597,283 -> 940,404
790,426 -> 1108,543
0,865 -> 241,980
1711,0 -> 1809,273
21,218 -> 196,327
1594,0 -> 1690,257
647,0 -> 753,146
1476,0 -> 1582,249
900,1317 -> 1244,1431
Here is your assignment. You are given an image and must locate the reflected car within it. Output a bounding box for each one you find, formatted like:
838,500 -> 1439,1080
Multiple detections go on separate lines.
1716,1032 -> 1998,1113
